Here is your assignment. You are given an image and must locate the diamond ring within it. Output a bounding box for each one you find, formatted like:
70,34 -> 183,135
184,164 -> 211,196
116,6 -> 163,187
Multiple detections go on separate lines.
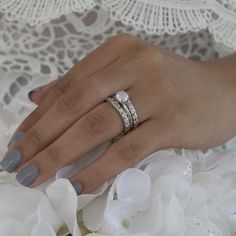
106,97 -> 131,133
106,90 -> 139,133
115,90 -> 139,130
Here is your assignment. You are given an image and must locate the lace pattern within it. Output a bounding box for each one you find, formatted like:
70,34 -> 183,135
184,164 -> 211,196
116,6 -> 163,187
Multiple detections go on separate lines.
1,0 -> 236,49
0,0 -> 95,25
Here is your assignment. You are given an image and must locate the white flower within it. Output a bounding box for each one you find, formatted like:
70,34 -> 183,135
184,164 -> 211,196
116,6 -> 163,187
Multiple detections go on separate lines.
83,150 -> 236,236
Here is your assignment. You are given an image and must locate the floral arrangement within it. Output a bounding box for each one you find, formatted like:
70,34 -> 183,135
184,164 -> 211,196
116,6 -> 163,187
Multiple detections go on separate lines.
0,109 -> 236,236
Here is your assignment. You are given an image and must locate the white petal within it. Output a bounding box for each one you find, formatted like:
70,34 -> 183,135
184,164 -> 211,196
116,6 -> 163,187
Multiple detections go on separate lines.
0,184 -> 45,221
136,149 -> 176,169
103,169 -> 151,234
145,154 -> 192,183
0,184 -> 59,235
184,185 -> 208,216
116,168 -> 151,211
82,191 -> 107,231
77,182 -> 108,211
31,222 -> 56,236
225,214 -> 236,232
46,179 -> 81,236
185,218 -> 225,236
104,198 -> 137,234
0,218 -> 23,236
152,175 -> 191,208
128,194 -> 163,235
36,197 -> 63,231
164,194 -> 185,235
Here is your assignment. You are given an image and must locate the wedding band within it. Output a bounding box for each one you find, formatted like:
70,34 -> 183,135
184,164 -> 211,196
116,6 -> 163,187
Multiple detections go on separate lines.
120,102 -> 134,130
115,90 -> 139,129
106,97 -> 131,133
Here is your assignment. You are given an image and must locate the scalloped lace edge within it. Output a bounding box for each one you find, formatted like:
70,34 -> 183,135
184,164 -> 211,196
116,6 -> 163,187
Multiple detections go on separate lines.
0,0 -> 96,25
0,0 -> 236,49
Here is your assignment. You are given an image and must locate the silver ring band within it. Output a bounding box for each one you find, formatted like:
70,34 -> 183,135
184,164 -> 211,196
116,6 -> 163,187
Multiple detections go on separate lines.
106,97 -> 131,133
125,100 -> 139,129
115,90 -> 139,130
118,102 -> 134,130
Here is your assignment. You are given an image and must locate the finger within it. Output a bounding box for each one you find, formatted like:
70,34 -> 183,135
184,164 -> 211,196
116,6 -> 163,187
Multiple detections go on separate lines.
10,39 -> 121,143
14,87 -> 150,187
28,80 -> 57,105
6,62 -> 135,171
70,120 -> 169,194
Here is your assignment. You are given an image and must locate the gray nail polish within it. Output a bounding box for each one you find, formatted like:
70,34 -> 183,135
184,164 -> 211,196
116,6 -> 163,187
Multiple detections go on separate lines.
16,164 -> 39,186
28,85 -> 45,101
72,181 -> 83,195
0,149 -> 21,173
7,131 -> 24,149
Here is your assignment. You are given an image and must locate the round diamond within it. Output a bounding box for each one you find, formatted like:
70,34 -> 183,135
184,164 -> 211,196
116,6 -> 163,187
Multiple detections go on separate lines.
115,90 -> 129,104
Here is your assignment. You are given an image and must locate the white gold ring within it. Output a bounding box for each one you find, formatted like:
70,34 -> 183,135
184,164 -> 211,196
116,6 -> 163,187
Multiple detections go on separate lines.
115,90 -> 139,130
106,97 -> 131,133
106,90 -> 139,134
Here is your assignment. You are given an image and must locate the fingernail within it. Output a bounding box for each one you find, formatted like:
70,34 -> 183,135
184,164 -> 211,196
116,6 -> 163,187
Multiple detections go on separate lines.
28,85 -> 45,101
7,131 -> 24,149
72,181 -> 83,195
0,149 -> 21,173
16,163 -> 39,186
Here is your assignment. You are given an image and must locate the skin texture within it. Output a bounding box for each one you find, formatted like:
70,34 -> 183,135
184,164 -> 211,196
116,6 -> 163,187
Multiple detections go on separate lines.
3,33 -> 236,193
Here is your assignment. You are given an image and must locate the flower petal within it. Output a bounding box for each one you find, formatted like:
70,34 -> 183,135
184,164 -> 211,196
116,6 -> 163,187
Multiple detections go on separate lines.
116,168 -> 151,211
46,179 -> 81,236
128,194 -> 163,235
82,191 -> 107,231
31,222 -> 56,236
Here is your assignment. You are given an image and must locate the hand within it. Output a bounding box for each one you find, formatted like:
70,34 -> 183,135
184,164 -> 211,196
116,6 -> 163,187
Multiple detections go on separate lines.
2,34 -> 236,194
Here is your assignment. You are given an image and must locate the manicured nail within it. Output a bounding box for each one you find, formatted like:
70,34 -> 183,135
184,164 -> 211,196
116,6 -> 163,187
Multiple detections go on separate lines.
72,181 -> 83,195
0,149 -> 21,173
28,85 -> 45,101
16,163 -> 39,186
7,131 -> 24,149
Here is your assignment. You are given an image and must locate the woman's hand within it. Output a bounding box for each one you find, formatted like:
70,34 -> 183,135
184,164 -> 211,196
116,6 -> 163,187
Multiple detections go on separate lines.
2,34 -> 236,194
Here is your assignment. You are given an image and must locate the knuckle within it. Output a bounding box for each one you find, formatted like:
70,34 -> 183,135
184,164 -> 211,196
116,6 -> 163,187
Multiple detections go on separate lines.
74,169 -> 103,194
20,109 -> 42,129
58,92 -> 82,114
27,127 -> 44,146
110,33 -> 139,47
114,142 -> 139,163
82,109 -> 112,136
116,33 -> 137,42
53,77 -> 72,97
30,109 -> 42,121
64,70 -> 77,81
45,147 -> 62,167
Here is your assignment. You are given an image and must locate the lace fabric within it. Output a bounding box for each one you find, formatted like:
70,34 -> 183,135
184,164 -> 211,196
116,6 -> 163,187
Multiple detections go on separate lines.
1,0 -> 236,49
